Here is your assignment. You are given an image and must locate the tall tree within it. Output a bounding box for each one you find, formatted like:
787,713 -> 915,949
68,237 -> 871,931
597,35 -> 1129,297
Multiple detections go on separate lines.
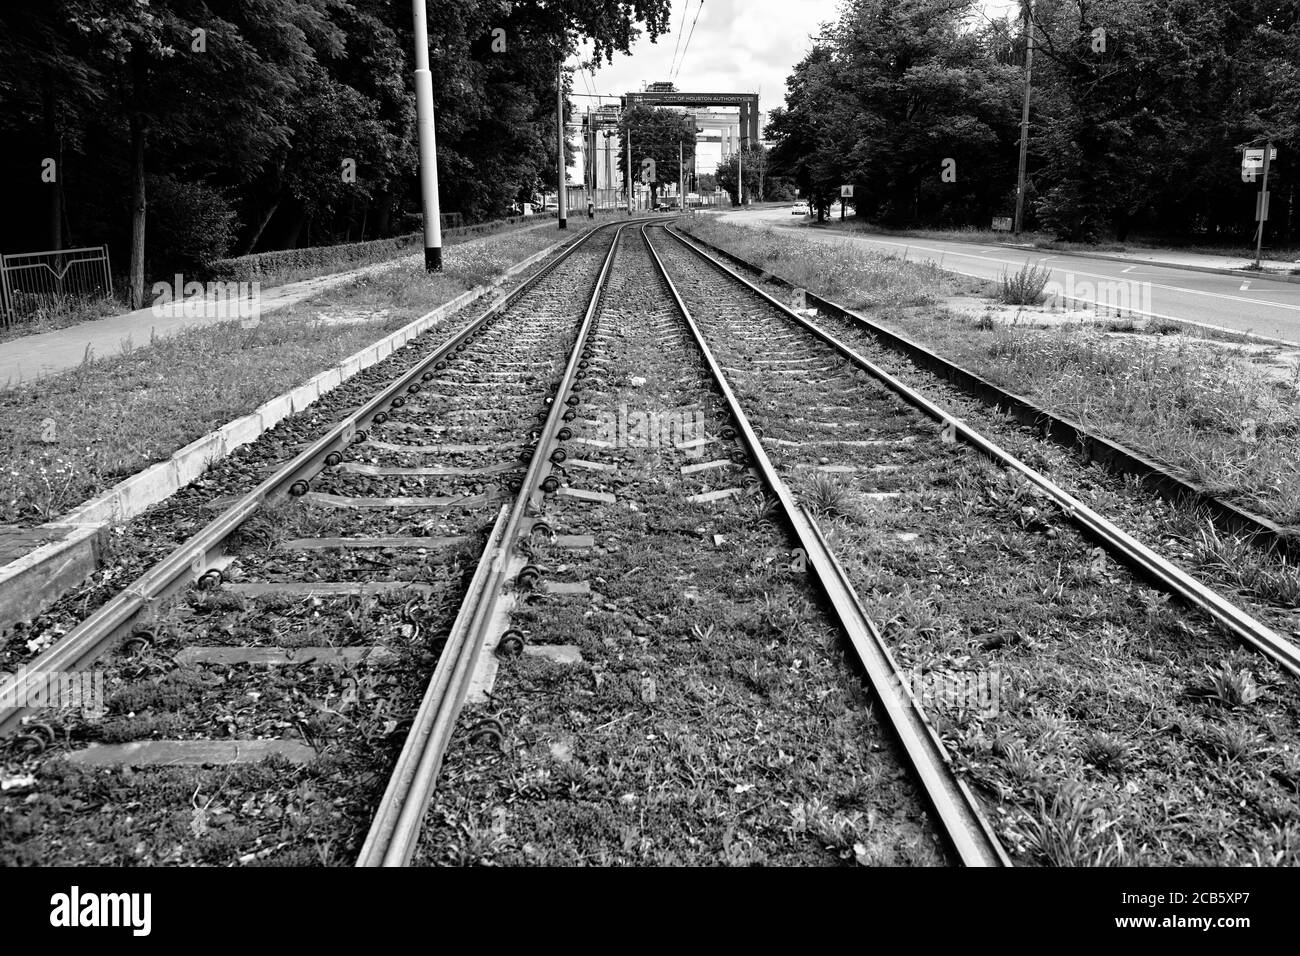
617,105 -> 695,206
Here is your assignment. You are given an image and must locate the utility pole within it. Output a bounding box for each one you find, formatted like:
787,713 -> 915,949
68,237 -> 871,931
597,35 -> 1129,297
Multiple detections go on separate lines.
738,148 -> 743,206
1255,139 -> 1273,269
556,62 -> 567,229
1013,0 -> 1034,236
411,0 -> 442,270
627,132 -> 633,215
679,139 -> 684,211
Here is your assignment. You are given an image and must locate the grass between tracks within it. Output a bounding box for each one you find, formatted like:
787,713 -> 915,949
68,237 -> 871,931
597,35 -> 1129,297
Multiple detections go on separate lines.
679,217 -> 1300,527
0,221 -> 602,528
415,237 -> 946,866
811,459 -> 1300,865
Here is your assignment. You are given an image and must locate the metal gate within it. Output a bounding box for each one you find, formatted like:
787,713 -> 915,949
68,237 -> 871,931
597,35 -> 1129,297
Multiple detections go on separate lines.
0,246 -> 114,325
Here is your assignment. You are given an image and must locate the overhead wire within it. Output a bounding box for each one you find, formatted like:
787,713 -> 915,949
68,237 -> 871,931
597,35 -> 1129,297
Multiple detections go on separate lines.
673,0 -> 704,81
667,0 -> 689,78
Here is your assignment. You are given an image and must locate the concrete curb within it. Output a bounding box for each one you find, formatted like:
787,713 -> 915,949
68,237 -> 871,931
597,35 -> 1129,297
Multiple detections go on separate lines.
0,232 -> 571,637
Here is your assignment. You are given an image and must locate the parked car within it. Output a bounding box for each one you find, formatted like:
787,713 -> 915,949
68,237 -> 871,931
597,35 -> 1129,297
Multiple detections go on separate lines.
791,200 -> 809,215
655,197 -> 680,211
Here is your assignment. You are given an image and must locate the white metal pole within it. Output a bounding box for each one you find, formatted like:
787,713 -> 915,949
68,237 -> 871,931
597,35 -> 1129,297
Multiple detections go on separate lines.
1255,140 -> 1272,269
627,132 -> 633,215
679,139 -> 684,211
411,0 -> 442,270
557,62 -> 567,229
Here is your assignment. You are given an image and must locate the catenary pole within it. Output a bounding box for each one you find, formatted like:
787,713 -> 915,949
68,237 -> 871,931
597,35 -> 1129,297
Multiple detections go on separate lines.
1013,0 -> 1034,236
411,0 -> 442,270
679,139 -> 685,211
557,62 -> 567,229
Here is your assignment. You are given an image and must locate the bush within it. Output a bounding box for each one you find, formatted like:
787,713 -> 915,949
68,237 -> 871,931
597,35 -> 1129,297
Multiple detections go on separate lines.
203,212 -> 554,284
997,262 -> 1052,305
146,175 -> 239,276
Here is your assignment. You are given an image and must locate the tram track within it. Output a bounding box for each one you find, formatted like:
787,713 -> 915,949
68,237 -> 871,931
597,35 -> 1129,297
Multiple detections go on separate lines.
0,220 -> 653,866
3,216 -> 1297,867
641,222 -> 1300,865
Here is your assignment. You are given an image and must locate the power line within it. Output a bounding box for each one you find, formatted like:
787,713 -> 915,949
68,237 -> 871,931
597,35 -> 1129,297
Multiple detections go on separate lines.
667,0 -> 689,78
673,0 -> 704,81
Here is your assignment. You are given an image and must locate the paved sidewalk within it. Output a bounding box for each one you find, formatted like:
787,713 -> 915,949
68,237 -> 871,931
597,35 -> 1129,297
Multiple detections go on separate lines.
0,255 -> 416,387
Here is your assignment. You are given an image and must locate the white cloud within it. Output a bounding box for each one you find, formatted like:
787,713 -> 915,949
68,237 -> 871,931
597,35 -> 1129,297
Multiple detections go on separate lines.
573,0 -> 1019,117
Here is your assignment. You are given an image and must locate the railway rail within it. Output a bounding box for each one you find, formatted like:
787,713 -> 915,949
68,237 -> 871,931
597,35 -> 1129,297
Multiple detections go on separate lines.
0,219 -> 653,865
3,217 -> 1297,867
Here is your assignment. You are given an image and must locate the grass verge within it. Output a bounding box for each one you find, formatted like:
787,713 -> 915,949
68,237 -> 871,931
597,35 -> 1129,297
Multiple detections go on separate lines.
0,221 -> 597,526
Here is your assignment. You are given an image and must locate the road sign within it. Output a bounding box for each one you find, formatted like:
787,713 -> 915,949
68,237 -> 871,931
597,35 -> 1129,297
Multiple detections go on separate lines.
991,216 -> 1013,232
840,184 -> 853,198
640,157 -> 656,184
1242,166 -> 1257,183
1243,146 -> 1278,169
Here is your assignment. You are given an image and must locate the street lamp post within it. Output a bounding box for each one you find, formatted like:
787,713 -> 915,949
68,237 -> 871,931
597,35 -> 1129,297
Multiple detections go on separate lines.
411,0 -> 442,270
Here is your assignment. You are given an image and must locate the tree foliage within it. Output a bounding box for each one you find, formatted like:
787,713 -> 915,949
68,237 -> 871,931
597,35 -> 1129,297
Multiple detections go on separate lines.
617,104 -> 696,205
0,0 -> 672,296
765,0 -> 1300,242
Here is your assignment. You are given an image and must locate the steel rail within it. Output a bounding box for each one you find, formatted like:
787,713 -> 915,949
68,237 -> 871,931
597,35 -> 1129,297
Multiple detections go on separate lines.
661,224 -> 1300,680
354,505 -> 509,866
677,227 -> 1300,560
640,224 -> 1011,868
356,221 -> 633,866
0,220 -> 641,737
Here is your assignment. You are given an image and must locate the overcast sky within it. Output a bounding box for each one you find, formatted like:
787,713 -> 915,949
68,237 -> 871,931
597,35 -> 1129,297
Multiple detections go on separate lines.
570,1 -> 1020,120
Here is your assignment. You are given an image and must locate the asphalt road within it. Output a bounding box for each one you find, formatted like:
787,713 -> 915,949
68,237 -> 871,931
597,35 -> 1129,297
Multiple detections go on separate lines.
715,206 -> 1300,345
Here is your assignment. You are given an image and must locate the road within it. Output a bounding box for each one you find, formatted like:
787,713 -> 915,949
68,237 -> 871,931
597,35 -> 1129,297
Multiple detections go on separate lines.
714,206 -> 1300,346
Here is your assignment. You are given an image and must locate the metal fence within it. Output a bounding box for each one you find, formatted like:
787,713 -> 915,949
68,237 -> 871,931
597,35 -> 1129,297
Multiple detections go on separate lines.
0,245 -> 114,325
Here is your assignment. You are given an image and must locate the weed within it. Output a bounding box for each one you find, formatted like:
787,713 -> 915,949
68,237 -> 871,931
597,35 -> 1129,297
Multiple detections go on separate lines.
1079,731 -> 1131,773
1193,658 -> 1264,710
1199,721 -> 1266,763
803,474 -> 863,520
996,262 -> 1052,305
1018,782 -> 1126,866
1191,521 -> 1300,606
